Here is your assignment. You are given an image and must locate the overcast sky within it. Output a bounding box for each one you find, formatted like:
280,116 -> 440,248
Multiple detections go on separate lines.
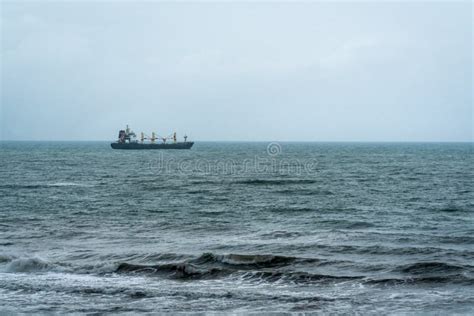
1,1 -> 472,141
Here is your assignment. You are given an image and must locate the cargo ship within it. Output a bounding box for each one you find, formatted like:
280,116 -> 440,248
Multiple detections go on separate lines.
111,125 -> 194,150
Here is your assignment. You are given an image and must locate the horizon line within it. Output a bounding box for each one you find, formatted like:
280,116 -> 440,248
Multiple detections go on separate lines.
0,140 -> 473,143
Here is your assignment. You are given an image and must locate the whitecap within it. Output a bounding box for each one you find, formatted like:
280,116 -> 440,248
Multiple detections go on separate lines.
3,257 -> 51,273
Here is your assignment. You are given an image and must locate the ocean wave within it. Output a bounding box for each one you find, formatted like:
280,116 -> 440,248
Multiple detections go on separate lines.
267,207 -> 316,213
3,252 -> 473,287
275,189 -> 334,196
47,182 -> 93,187
0,252 -> 306,278
113,253 -> 324,280
311,244 -> 474,257
0,254 -> 15,264
238,271 -> 361,284
114,262 -> 357,283
194,253 -> 305,267
260,231 -> 303,239
235,179 -> 317,186
365,275 -> 474,286
395,261 -> 467,275
436,235 -> 474,244
0,182 -> 92,190
115,253 -> 305,272
104,256 -> 473,286
0,184 -> 44,190
2,257 -> 52,273
116,262 -> 227,279
436,206 -> 470,213
70,287 -> 150,299
317,220 -> 374,229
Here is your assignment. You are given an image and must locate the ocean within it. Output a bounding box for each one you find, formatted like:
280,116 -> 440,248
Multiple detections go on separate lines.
1,141 -> 473,314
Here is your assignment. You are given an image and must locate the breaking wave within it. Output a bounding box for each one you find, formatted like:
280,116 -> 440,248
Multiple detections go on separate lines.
2,257 -> 52,273
2,252 -> 472,286
114,253 -> 319,280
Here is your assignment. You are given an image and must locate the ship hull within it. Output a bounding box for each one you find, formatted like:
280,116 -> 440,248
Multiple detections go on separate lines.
111,142 -> 194,150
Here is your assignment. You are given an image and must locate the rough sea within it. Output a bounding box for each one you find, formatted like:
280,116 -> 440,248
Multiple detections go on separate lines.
1,141 -> 473,314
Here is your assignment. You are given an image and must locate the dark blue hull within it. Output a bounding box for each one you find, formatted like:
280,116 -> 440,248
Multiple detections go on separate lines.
111,142 -> 194,150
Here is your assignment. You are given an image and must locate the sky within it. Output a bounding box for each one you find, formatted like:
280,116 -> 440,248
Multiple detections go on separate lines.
1,0 -> 472,141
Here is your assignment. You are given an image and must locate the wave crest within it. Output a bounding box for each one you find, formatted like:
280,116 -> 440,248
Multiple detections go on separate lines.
4,257 -> 51,273
194,253 -> 301,267
396,261 -> 465,275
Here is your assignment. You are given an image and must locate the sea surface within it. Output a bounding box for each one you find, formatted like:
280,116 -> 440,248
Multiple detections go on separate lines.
1,141 -> 473,314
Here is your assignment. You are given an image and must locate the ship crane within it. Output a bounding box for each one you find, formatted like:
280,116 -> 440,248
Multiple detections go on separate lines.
153,133 -> 174,144
141,132 -> 167,144
140,131 -> 172,144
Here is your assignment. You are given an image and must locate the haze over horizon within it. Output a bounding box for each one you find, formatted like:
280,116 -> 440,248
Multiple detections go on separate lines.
1,1 -> 472,142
